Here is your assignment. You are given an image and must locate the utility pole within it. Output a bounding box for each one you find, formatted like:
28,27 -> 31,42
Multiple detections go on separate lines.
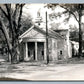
78,4 -> 83,58
46,11 -> 49,64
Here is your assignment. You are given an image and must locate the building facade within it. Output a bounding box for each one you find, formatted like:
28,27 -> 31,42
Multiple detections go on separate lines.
19,25 -> 71,62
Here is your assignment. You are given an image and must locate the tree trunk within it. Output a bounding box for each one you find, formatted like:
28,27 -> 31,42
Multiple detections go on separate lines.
0,20 -> 13,63
12,40 -> 20,63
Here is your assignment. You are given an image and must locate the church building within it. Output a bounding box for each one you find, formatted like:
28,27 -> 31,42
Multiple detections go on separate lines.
19,25 -> 72,62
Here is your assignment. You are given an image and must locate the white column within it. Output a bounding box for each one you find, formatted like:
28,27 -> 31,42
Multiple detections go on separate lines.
35,42 -> 37,61
44,42 -> 46,60
25,42 -> 28,60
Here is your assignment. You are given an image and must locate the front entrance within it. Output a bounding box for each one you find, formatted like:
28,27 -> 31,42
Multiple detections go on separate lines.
27,42 -> 44,61
37,42 -> 44,61
28,42 -> 35,60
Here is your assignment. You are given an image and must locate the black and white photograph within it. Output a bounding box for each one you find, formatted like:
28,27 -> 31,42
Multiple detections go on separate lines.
0,3 -> 83,81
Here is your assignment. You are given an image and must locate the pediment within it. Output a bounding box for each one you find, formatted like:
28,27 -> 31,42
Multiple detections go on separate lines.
22,28 -> 45,38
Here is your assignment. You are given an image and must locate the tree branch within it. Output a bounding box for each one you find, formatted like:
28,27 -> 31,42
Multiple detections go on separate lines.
17,4 -> 24,29
60,5 -> 79,23
0,18 -> 13,62
5,4 -> 16,46
5,4 -> 11,17
0,6 -> 9,20
12,4 -> 19,33
17,4 -> 24,37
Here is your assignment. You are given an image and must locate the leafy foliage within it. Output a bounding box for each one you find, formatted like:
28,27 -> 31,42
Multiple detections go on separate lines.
46,4 -> 84,57
69,25 -> 79,42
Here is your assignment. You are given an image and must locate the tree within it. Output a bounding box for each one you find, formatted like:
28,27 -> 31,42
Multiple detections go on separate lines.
46,4 -> 84,58
20,15 -> 33,34
0,4 -> 25,63
69,25 -> 79,42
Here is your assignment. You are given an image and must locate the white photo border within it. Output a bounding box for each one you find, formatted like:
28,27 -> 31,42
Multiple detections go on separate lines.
0,0 -> 84,84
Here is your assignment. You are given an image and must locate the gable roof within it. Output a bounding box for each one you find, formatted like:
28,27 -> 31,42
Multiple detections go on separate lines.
19,25 -> 34,38
19,25 -> 65,39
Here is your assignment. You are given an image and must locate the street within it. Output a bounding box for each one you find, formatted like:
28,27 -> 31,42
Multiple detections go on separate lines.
0,61 -> 84,81
0,54 -> 84,81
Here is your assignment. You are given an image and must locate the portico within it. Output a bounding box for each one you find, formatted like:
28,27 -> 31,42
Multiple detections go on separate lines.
24,41 -> 46,61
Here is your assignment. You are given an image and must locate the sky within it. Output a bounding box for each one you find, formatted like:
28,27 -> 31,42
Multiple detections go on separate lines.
22,4 -> 80,30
